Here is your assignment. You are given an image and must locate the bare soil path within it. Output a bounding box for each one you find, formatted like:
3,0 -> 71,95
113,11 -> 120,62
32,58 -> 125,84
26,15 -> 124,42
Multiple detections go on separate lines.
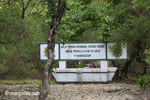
0,83 -> 150,100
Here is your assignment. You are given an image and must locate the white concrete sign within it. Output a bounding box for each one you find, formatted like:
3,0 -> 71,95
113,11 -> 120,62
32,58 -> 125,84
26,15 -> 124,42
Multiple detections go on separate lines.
107,43 -> 127,59
40,44 -> 59,60
39,43 -> 127,60
60,43 -> 106,60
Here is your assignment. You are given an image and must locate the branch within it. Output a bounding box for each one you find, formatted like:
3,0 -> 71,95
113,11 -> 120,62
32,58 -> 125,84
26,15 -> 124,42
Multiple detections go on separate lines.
0,0 -> 10,6
49,0 -> 66,32
54,2 -> 66,29
21,0 -> 25,8
19,0 -> 32,40
24,0 -> 32,10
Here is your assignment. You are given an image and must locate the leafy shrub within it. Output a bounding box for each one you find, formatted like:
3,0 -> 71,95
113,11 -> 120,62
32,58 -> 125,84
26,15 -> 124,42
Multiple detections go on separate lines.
29,69 -> 38,77
145,49 -> 150,64
136,77 -> 147,89
133,75 -> 150,89
75,62 -> 84,68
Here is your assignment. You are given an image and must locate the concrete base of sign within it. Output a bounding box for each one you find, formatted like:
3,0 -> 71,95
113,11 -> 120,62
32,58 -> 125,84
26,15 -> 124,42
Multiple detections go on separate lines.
52,67 -> 117,83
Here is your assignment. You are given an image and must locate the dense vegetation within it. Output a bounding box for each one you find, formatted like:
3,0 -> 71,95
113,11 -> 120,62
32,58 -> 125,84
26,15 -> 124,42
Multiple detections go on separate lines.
0,0 -> 150,80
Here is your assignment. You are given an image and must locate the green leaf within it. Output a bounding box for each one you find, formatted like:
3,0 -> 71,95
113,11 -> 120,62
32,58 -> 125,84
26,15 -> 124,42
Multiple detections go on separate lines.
0,6 -> 3,10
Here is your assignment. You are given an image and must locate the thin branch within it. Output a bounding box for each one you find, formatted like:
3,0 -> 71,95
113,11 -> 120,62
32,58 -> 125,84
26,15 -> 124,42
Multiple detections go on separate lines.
0,0 -> 11,6
21,0 -> 25,9
24,0 -> 32,10
19,0 -> 32,40
54,2 -> 66,29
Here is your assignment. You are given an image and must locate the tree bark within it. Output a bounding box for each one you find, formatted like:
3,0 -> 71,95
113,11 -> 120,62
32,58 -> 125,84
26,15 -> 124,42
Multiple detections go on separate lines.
122,57 -> 134,78
38,1 -> 65,100
38,47 -> 55,100
113,57 -> 135,80
38,19 -> 56,100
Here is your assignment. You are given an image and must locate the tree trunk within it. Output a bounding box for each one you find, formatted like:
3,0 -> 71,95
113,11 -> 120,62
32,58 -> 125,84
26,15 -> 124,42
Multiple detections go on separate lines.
38,60 -> 53,100
144,63 -> 150,74
122,57 -> 134,78
113,57 -> 135,80
38,27 -> 56,100
112,64 -> 122,80
147,65 -> 150,74
38,1 -> 66,100
142,62 -> 147,75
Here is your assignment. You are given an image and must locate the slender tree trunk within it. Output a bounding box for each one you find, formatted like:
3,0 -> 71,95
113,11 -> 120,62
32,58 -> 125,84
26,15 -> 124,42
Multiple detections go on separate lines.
38,1 -> 66,100
147,64 -> 150,74
143,62 -> 150,74
122,57 -> 134,78
19,8 -> 25,40
113,64 -> 122,80
38,25 -> 56,100
19,0 -> 32,40
113,57 -> 135,80
142,62 -> 147,75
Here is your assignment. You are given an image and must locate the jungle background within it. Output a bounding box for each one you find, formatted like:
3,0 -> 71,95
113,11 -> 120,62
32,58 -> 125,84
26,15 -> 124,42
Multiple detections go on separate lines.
0,0 -> 150,85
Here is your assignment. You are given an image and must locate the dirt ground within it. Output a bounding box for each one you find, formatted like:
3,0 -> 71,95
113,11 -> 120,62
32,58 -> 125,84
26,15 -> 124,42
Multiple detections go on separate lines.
0,83 -> 150,100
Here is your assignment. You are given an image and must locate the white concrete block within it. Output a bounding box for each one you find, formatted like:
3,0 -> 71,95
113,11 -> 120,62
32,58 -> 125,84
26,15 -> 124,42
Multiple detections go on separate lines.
100,61 -> 108,72
59,61 -> 66,69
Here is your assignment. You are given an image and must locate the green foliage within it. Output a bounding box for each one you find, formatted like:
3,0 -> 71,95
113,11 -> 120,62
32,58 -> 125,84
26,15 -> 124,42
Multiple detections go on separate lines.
0,79 -> 56,85
145,49 -> 150,64
132,0 -> 150,10
46,1 -> 57,17
109,44 -> 123,57
0,0 -> 48,79
133,75 -> 150,89
0,65 -> 4,73
50,61 -> 59,73
136,77 -> 147,89
75,62 -> 84,68
29,69 -> 38,77
0,79 -> 41,85
1,0 -> 150,79
98,0 -> 150,64
58,0 -> 107,42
